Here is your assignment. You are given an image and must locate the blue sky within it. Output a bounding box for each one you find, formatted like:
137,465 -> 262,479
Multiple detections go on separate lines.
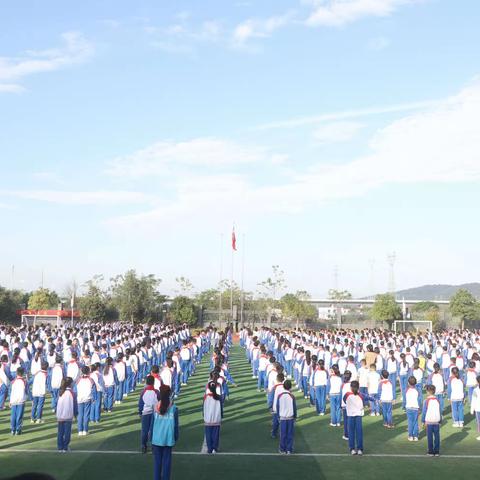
1,0 -> 480,298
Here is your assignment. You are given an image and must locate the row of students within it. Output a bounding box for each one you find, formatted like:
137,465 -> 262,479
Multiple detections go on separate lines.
244,327 -> 480,455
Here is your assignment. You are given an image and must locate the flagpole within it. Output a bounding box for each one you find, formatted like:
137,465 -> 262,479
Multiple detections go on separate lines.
230,229 -> 234,323
240,234 -> 245,327
219,233 -> 223,327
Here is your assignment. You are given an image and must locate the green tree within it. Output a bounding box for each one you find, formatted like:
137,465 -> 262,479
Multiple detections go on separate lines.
424,307 -> 441,330
27,288 -> 60,310
174,276 -> 195,296
0,287 -> 26,323
328,289 -> 353,301
258,265 -> 286,300
110,270 -> 165,322
195,288 -> 220,309
449,289 -> 480,327
169,296 -> 197,325
412,301 -> 441,330
280,291 -> 317,329
412,301 -> 439,313
370,293 -> 402,326
328,289 -> 353,327
78,277 -> 109,322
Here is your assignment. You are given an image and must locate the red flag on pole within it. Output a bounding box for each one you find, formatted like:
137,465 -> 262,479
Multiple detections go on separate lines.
231,227 -> 237,251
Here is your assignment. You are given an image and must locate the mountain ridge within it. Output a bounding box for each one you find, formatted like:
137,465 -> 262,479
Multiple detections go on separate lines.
392,283 -> 480,301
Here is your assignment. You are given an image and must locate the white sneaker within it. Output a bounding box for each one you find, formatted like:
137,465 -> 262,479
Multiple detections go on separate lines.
408,437 -> 413,442
351,449 -> 357,455
370,413 -> 375,417
319,413 -> 325,416
329,423 -> 336,427
342,436 -> 349,441
413,437 -> 419,442
357,450 -> 363,456
476,435 -> 480,441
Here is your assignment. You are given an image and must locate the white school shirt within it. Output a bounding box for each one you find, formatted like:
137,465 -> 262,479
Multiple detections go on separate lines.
449,377 -> 464,401
346,363 -> 358,381
430,373 -> 444,394
66,361 -> 80,382
114,361 -> 126,382
277,391 -> 295,420
272,384 -> 285,413
343,392 -> 366,417
312,368 -> 328,387
466,369 -> 477,388
367,371 -> 380,394
470,386 -> 480,414
328,375 -> 342,395
387,358 -> 397,374
10,377 -> 27,405
405,387 -> 419,409
341,382 -> 352,407
379,379 -> 393,402
32,370 -> 48,397
259,355 -> 269,372
358,367 -> 369,388
76,376 -> 95,403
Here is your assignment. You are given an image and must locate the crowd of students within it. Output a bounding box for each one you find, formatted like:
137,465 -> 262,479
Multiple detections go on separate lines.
3,321 -> 480,478
240,326 -> 480,456
0,322 -> 218,453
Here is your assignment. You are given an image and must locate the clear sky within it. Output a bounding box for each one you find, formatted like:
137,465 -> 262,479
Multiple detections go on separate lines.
1,0 -> 480,298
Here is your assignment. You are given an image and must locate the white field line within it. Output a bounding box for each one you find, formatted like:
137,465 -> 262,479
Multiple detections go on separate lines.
1,449 -> 480,458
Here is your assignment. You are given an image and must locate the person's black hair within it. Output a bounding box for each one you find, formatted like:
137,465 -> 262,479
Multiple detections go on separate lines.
158,386 -> 172,415
59,376 -> 73,397
146,375 -> 155,386
207,381 -> 221,401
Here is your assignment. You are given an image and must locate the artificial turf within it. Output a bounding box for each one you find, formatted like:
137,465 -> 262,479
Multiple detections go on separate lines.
1,343 -> 479,479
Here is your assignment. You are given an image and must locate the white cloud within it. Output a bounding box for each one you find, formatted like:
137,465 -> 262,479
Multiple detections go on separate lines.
109,79 -> 480,228
2,190 -> 150,206
312,121 -> 364,144
367,36 -> 390,50
255,98 -> 439,130
106,138 -> 285,177
148,18 -> 222,53
0,32 -> 94,93
232,12 -> 294,47
305,0 -> 414,27
0,83 -> 25,93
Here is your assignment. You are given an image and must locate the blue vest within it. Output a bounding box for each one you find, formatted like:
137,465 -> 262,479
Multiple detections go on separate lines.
152,405 -> 177,447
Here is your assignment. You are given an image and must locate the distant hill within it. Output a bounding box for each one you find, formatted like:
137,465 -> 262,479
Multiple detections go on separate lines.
394,283 -> 480,301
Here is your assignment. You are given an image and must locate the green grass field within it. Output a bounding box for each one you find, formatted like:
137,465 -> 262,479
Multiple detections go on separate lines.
1,343 -> 479,479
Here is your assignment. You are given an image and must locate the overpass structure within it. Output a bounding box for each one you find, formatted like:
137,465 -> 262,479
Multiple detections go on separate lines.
306,298 -> 449,306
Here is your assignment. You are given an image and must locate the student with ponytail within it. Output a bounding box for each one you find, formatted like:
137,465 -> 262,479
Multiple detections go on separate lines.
151,385 -> 179,480
56,377 -> 77,453
203,380 -> 222,454
103,357 -> 116,413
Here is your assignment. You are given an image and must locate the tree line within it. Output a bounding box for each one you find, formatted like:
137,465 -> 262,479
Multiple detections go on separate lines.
0,267 -> 479,328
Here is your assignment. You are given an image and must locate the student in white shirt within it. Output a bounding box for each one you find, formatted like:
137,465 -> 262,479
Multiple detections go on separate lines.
470,374 -> 480,441
56,377 -> 78,453
367,364 -> 380,416
379,370 -> 394,428
405,376 -> 420,441
31,361 -> 48,423
448,367 -> 465,428
422,385 -> 442,456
